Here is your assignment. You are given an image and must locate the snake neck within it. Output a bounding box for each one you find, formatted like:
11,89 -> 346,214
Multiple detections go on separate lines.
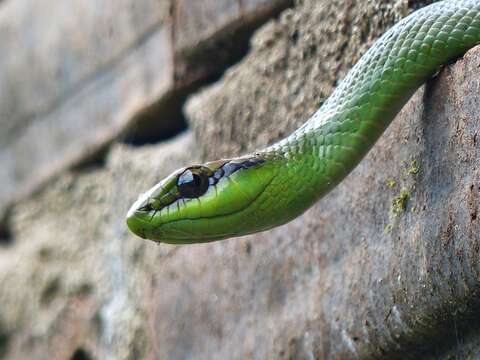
259,0 -> 480,213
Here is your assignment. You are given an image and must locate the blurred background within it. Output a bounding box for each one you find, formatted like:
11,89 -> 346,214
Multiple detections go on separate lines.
0,0 -> 293,358
0,0 -> 292,224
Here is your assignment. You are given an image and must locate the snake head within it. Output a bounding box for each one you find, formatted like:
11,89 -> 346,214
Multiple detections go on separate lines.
126,155 -> 276,244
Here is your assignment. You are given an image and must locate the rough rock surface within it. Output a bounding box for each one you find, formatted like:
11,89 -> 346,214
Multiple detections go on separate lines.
0,0 -> 291,218
1,0 -> 480,359
187,0 -> 412,159
0,0 -> 173,215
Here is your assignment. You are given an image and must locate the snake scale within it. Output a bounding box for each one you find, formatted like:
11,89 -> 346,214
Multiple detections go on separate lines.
127,0 -> 480,244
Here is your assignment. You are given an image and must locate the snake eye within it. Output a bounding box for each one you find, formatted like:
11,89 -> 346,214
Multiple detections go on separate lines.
177,169 -> 209,198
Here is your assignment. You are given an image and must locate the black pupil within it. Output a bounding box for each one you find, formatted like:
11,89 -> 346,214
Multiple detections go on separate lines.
177,170 -> 208,198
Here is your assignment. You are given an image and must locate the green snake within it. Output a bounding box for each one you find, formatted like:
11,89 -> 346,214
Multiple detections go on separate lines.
127,0 -> 480,244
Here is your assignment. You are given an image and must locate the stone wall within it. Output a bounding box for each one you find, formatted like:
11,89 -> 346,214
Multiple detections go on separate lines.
0,0 -> 291,220
1,0 -> 479,359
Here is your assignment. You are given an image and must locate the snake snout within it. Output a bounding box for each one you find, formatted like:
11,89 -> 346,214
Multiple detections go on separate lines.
126,194 -> 157,239
126,214 -> 147,239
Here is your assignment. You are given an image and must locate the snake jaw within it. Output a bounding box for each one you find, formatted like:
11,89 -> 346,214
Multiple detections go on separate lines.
126,156 -> 276,243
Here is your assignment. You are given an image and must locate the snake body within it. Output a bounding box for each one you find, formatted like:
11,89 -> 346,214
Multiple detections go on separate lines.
127,0 -> 480,244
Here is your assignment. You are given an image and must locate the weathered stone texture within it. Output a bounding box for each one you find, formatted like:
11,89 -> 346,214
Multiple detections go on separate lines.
0,0 -> 173,216
187,0 -> 410,160
173,0 -> 240,51
0,0 -> 291,219
173,0 -> 291,52
1,0 -> 480,359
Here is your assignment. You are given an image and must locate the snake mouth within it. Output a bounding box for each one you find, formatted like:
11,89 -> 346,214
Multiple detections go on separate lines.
126,212 -> 147,239
126,209 -> 231,243
126,195 -> 256,243
126,172 -> 276,243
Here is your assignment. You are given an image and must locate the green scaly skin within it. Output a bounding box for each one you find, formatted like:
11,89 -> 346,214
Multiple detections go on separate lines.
127,0 -> 480,244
